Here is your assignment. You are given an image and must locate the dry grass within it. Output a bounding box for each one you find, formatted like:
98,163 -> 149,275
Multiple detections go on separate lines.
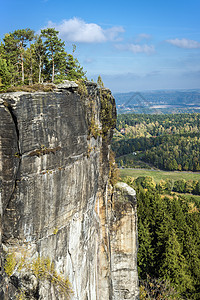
3,83 -> 56,93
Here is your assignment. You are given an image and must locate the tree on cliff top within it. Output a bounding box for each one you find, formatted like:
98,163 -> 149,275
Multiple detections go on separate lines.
66,53 -> 86,80
40,28 -> 67,83
0,58 -> 12,90
33,36 -> 46,83
13,28 -> 35,83
97,75 -> 104,88
2,29 -> 35,84
0,27 -> 87,89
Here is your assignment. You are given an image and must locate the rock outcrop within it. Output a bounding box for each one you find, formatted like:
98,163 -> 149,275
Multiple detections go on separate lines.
0,81 -> 139,299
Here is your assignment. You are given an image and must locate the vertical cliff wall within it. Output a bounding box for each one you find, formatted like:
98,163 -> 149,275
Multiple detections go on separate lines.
0,81 -> 139,299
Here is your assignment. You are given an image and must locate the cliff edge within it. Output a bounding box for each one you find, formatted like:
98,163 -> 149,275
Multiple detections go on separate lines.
0,81 -> 139,299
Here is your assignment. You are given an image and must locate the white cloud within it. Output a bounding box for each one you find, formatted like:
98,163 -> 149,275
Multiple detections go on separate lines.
104,26 -> 125,41
115,43 -> 155,54
166,38 -> 200,49
136,33 -> 152,42
46,18 -> 124,43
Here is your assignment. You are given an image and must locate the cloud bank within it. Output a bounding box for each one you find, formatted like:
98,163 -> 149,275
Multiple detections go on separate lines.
47,18 -> 124,43
166,38 -> 200,49
45,18 -> 154,55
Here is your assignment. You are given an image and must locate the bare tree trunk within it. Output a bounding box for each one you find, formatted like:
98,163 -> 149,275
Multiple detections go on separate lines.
52,52 -> 54,83
21,52 -> 24,83
30,48 -> 33,85
39,56 -> 42,84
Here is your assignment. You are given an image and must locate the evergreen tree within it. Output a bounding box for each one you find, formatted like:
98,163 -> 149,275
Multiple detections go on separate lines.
193,180 -> 200,195
12,28 -> 35,83
24,44 -> 35,84
0,58 -> 12,90
33,36 -> 47,83
97,75 -> 104,88
2,29 -> 35,85
160,230 -> 193,295
125,176 -> 200,298
137,218 -> 154,278
66,53 -> 86,80
0,28 -> 86,87
3,32 -> 20,84
40,28 -> 67,82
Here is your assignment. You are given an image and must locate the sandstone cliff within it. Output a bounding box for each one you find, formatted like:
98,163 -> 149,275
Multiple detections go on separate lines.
0,81 -> 139,299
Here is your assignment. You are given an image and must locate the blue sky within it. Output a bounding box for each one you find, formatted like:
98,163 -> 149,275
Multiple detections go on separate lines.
1,0 -> 200,92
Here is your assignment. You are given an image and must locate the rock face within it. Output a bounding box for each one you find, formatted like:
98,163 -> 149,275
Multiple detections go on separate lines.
0,81 -> 139,299
111,183 -> 139,299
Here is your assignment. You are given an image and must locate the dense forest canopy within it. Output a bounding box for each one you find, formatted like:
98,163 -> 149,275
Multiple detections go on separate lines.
116,113 -> 200,135
112,113 -> 200,171
116,113 -> 200,298
0,28 -> 86,90
123,176 -> 200,299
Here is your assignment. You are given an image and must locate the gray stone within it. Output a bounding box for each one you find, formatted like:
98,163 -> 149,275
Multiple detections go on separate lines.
56,80 -> 78,89
0,83 -> 138,299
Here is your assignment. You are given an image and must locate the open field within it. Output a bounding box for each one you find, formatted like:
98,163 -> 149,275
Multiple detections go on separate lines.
120,168 -> 200,183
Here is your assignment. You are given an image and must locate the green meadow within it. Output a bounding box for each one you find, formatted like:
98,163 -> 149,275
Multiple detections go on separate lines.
120,168 -> 200,183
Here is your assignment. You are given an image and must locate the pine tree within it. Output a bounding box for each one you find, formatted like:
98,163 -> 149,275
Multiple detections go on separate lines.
40,28 -> 67,82
66,53 -> 86,80
2,29 -> 35,85
13,28 -> 35,83
3,33 -> 20,84
0,58 -> 12,90
160,230 -> 193,295
194,180 -> 200,195
97,75 -> 104,88
137,219 -> 154,278
33,36 -> 47,83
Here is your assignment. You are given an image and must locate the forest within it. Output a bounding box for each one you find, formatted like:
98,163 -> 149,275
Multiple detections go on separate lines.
112,113 -> 200,171
0,28 -> 86,91
123,175 -> 200,299
114,112 -> 200,298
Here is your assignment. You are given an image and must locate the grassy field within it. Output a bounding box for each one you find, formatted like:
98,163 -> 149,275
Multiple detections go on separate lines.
120,168 -> 200,183
120,168 -> 200,205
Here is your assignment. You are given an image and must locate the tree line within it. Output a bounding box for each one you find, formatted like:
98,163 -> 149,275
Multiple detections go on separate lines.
112,113 -> 200,171
128,175 -> 200,197
158,178 -> 200,196
116,113 -> 200,137
124,175 -> 200,299
0,28 -> 86,90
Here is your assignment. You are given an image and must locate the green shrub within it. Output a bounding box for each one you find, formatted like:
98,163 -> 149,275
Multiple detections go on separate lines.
4,253 -> 17,276
31,256 -> 73,299
4,251 -> 73,299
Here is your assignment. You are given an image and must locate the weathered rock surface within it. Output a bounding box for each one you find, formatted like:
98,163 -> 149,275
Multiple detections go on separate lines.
0,82 -> 139,299
110,183 -> 139,299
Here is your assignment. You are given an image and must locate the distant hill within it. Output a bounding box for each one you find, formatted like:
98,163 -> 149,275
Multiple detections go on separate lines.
114,89 -> 200,114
